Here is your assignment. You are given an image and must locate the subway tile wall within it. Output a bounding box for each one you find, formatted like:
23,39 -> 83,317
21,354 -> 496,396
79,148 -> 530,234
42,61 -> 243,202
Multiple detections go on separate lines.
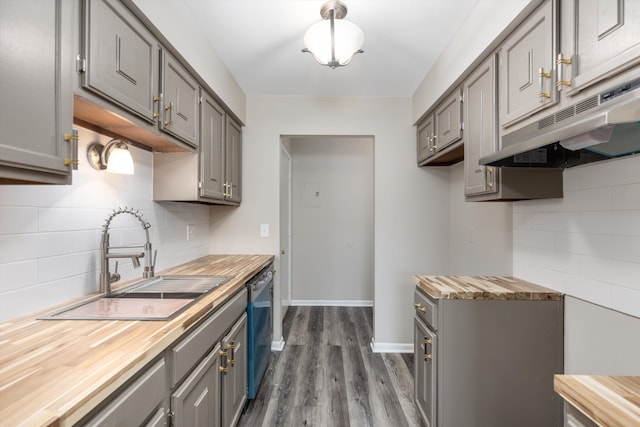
513,154 -> 640,317
0,127 -> 211,321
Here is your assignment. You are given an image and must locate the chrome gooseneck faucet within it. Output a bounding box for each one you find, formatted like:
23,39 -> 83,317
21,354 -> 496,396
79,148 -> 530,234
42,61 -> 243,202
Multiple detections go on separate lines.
100,207 -> 156,293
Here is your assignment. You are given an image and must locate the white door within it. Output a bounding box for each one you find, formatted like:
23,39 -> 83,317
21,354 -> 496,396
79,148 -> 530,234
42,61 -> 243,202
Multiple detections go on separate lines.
279,144 -> 292,319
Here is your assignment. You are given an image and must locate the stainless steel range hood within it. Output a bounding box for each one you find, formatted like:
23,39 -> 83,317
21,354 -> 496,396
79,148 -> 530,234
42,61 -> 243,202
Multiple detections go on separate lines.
480,78 -> 640,168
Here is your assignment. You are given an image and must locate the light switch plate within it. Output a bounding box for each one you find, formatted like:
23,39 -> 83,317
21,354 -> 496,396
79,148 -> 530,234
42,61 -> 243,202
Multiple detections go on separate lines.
260,224 -> 269,237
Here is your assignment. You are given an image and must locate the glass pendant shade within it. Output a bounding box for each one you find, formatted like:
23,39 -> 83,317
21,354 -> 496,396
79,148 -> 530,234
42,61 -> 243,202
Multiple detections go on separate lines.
106,144 -> 134,175
304,19 -> 364,67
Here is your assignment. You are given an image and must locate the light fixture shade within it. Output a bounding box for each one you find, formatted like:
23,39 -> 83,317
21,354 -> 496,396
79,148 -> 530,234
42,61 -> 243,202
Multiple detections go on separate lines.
304,19 -> 364,66
106,145 -> 134,175
304,19 -> 364,67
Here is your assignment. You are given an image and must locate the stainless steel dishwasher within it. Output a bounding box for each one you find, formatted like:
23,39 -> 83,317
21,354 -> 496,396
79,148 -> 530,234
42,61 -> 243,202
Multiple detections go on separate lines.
246,264 -> 274,399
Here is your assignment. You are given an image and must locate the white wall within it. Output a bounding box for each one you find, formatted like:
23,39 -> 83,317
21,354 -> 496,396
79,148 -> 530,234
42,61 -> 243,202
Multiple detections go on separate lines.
513,155 -> 640,318
565,296 -> 640,375
290,136 -> 374,303
0,127 -> 211,321
448,163 -> 513,275
412,0 -> 539,122
130,0 -> 246,123
209,96 -> 451,348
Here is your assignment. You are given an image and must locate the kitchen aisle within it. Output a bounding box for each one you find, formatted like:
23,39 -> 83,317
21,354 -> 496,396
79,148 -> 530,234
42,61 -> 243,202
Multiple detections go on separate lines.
238,306 -> 420,426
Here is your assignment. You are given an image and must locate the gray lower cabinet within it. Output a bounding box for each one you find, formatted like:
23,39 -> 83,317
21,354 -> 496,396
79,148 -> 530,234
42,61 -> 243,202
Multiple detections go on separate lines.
170,289 -> 248,427
464,55 -> 563,201
561,0 -> 640,96
499,0 -> 556,128
413,289 -> 564,427
221,314 -> 247,427
414,315 -> 437,427
82,288 -> 248,426
0,0 -> 75,184
171,313 -> 248,427
85,359 -> 167,426
172,342 -> 223,427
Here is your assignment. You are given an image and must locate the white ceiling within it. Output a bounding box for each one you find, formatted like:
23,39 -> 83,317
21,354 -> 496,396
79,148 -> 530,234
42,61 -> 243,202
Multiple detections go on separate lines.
183,0 -> 479,97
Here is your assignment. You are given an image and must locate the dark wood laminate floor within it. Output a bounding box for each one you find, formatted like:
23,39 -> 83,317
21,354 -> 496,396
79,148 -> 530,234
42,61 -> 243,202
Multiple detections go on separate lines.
238,306 -> 421,427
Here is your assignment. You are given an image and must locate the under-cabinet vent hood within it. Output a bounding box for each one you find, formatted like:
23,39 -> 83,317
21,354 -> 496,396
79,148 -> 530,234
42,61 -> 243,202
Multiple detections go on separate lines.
480,77 -> 640,168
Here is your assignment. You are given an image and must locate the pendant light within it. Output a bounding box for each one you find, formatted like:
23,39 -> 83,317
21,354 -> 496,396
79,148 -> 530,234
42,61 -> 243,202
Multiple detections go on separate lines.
302,1 -> 364,69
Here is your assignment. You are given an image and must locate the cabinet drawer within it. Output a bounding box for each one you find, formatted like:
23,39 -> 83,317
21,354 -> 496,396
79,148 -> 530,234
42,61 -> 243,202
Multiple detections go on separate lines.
86,359 -> 166,426
414,289 -> 437,330
171,288 -> 247,386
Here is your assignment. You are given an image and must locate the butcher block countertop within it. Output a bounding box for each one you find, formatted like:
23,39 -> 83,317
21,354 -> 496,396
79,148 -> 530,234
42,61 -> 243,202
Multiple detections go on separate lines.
0,254 -> 273,427
554,375 -> 640,427
413,275 -> 562,300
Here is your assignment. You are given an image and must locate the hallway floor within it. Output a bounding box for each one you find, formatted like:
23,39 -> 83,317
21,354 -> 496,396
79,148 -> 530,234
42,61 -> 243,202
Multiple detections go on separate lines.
238,306 -> 421,426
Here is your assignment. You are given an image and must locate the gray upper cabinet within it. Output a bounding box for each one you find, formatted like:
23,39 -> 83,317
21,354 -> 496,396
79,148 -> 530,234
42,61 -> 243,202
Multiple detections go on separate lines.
0,0 -> 75,184
417,115 -> 435,164
200,92 -> 226,200
160,50 -> 200,148
560,0 -> 640,96
417,88 -> 463,166
153,92 -> 241,205
435,90 -> 463,152
464,56 -> 498,198
225,116 -> 243,204
82,0 -> 159,123
499,0 -> 556,128
464,54 -> 563,201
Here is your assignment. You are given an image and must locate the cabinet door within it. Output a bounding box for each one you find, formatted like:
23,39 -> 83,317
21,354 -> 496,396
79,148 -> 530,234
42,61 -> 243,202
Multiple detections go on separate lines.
83,0 -> 158,123
435,90 -> 462,152
86,359 -> 167,426
221,313 -> 247,427
500,0 -> 556,128
417,115 -> 435,163
414,316 -> 437,427
200,93 -> 226,200
464,56 -> 498,197
161,51 -> 199,148
225,116 -> 242,203
562,0 -> 640,95
0,0 -> 73,184
172,343 -> 222,427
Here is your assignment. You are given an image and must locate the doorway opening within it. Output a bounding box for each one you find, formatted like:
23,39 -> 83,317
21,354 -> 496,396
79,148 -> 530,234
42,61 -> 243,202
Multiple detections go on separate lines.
279,135 -> 374,322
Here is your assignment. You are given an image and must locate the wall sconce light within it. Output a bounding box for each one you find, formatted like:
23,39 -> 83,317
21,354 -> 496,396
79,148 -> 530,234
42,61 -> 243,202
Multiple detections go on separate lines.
87,139 -> 135,175
302,0 -> 364,69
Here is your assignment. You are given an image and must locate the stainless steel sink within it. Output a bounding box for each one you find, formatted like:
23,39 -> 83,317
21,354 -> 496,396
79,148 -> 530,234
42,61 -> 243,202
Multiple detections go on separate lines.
40,275 -> 232,320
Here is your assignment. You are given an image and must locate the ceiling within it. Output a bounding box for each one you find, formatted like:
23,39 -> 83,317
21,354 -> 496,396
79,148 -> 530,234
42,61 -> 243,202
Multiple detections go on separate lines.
183,0 -> 479,98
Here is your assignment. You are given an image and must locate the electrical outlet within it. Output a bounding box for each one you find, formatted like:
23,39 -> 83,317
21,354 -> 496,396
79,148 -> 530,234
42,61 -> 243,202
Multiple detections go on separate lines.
260,224 -> 269,237
187,224 -> 195,241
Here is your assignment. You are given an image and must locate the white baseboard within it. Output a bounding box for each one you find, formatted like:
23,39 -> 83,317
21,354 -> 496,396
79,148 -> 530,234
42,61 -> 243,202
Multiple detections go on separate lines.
271,337 -> 285,351
370,337 -> 413,353
291,299 -> 373,307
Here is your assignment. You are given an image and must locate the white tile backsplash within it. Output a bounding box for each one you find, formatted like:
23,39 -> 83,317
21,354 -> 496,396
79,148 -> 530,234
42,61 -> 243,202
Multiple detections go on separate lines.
0,126 -> 211,321
514,155 -> 640,317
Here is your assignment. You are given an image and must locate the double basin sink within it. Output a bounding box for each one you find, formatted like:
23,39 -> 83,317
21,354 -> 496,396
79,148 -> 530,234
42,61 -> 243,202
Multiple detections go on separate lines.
41,275 -> 232,320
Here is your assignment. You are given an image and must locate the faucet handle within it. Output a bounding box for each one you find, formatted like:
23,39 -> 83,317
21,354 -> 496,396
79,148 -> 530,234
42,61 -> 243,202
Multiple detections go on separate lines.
110,261 -> 121,284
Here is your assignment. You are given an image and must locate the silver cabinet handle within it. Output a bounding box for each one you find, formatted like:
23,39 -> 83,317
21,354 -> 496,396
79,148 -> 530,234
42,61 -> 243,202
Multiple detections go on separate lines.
538,67 -> 551,103
164,102 -> 174,126
556,53 -> 572,90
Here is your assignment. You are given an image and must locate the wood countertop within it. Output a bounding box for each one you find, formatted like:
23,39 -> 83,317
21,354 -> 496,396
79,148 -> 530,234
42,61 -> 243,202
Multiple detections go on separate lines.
413,275 -> 562,300
0,254 -> 274,427
554,375 -> 640,427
